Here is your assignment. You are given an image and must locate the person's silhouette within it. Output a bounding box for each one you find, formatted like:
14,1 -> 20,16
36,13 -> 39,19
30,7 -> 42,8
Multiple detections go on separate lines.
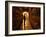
24,15 -> 26,29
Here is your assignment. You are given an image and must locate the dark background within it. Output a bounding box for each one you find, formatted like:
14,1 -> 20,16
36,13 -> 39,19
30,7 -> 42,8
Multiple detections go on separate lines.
12,6 -> 40,30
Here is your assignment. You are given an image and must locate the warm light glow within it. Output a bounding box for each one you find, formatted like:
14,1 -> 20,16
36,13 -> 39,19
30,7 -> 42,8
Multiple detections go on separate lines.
22,11 -> 32,30
23,11 -> 29,18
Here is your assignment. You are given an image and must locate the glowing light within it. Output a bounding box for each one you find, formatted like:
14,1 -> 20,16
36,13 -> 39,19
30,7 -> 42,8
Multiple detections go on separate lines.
22,11 -> 32,30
